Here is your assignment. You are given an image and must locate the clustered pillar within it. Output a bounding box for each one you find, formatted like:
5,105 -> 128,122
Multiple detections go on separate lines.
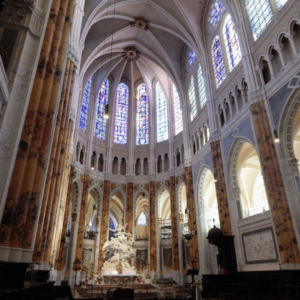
211,141 -> 232,236
250,101 -> 300,264
126,182 -> 134,235
149,181 -> 157,273
0,0 -> 76,262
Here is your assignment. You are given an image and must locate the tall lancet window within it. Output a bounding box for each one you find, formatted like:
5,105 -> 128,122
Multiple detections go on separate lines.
114,83 -> 129,145
79,76 -> 92,131
223,15 -> 241,71
197,65 -> 207,109
275,0 -> 287,9
173,84 -> 183,135
246,0 -> 273,41
212,36 -> 226,88
136,84 -> 149,145
156,82 -> 168,142
189,76 -> 197,121
137,212 -> 147,226
94,79 -> 109,140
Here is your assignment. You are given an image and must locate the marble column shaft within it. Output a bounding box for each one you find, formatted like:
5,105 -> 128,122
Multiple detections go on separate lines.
149,181 -> 157,272
0,0 -> 62,247
73,174 -> 90,267
211,141 -> 232,236
185,166 -> 199,269
250,101 -> 300,263
126,182 -> 134,235
170,176 -> 179,271
9,0 -> 72,248
55,165 -> 75,271
97,180 -> 110,272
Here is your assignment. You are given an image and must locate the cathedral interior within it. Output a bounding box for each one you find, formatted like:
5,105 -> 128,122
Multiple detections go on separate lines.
0,0 -> 300,299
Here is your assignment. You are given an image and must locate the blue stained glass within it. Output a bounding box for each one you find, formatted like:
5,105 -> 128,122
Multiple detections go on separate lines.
92,215 -> 97,231
156,82 -> 169,142
189,50 -> 196,66
79,77 -> 92,131
275,0 -> 287,9
137,212 -> 147,226
189,76 -> 197,121
94,79 -> 109,140
114,83 -> 129,145
246,0 -> 273,41
173,84 -> 183,135
109,217 -> 115,240
223,15 -> 241,72
136,84 -> 149,145
211,36 -> 226,88
209,0 -> 225,26
197,65 -> 207,109
66,215 -> 70,234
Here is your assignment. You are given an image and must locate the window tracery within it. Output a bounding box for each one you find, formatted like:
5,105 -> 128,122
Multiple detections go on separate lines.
197,65 -> 207,109
114,83 -> 129,145
136,84 -> 149,145
79,76 -> 92,131
173,84 -> 183,135
211,36 -> 226,88
94,79 -> 109,140
156,82 -> 169,142
223,15 -> 242,72
208,0 -> 225,27
189,76 -> 197,121
189,50 -> 196,66
245,0 -> 273,41
137,212 -> 147,226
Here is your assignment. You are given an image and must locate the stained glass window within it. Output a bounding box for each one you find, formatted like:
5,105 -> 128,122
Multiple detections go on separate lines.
92,215 -> 97,231
79,76 -> 92,131
211,36 -> 226,88
66,215 -> 70,235
156,82 -> 169,142
275,0 -> 287,9
189,76 -> 197,121
173,84 -> 183,135
246,0 -> 273,41
189,50 -> 196,66
94,79 -> 109,140
197,65 -> 207,109
209,0 -> 225,26
109,217 -> 115,240
114,83 -> 129,145
223,15 -> 242,72
137,212 -> 147,226
136,84 -> 149,145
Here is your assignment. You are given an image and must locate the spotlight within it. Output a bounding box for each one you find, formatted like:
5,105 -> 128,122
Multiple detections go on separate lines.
214,173 -> 217,183
274,130 -> 280,143
104,104 -> 109,119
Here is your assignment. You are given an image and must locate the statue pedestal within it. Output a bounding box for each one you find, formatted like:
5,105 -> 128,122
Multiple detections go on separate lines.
103,274 -> 137,285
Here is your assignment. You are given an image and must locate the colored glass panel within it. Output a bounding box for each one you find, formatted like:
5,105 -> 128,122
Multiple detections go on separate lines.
137,212 -> 147,226
173,84 -> 183,135
197,65 -> 207,109
189,76 -> 197,121
209,0 -> 225,26
223,15 -> 242,72
136,84 -> 149,145
189,50 -> 196,66
211,36 -> 226,88
92,215 -> 97,231
114,83 -> 129,145
156,82 -> 169,142
275,0 -> 287,9
79,76 -> 92,131
94,79 -> 109,140
109,217 -> 115,240
246,0 -> 273,41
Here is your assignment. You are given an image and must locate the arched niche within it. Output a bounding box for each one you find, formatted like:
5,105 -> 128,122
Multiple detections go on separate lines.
234,141 -> 269,218
110,191 -> 124,224
135,193 -> 149,240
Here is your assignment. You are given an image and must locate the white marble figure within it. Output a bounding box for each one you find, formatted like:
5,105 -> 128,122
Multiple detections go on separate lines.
102,223 -> 137,275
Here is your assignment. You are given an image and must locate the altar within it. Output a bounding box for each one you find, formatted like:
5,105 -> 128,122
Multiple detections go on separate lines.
102,274 -> 138,285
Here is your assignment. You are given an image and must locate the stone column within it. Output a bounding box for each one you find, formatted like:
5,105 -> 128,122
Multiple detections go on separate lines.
149,181 -> 157,273
0,0 -> 76,257
97,180 -> 110,273
73,174 -> 90,269
184,166 -> 199,269
211,141 -> 232,236
56,165 -> 75,271
126,182 -> 134,235
250,101 -> 300,265
170,177 -> 179,272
